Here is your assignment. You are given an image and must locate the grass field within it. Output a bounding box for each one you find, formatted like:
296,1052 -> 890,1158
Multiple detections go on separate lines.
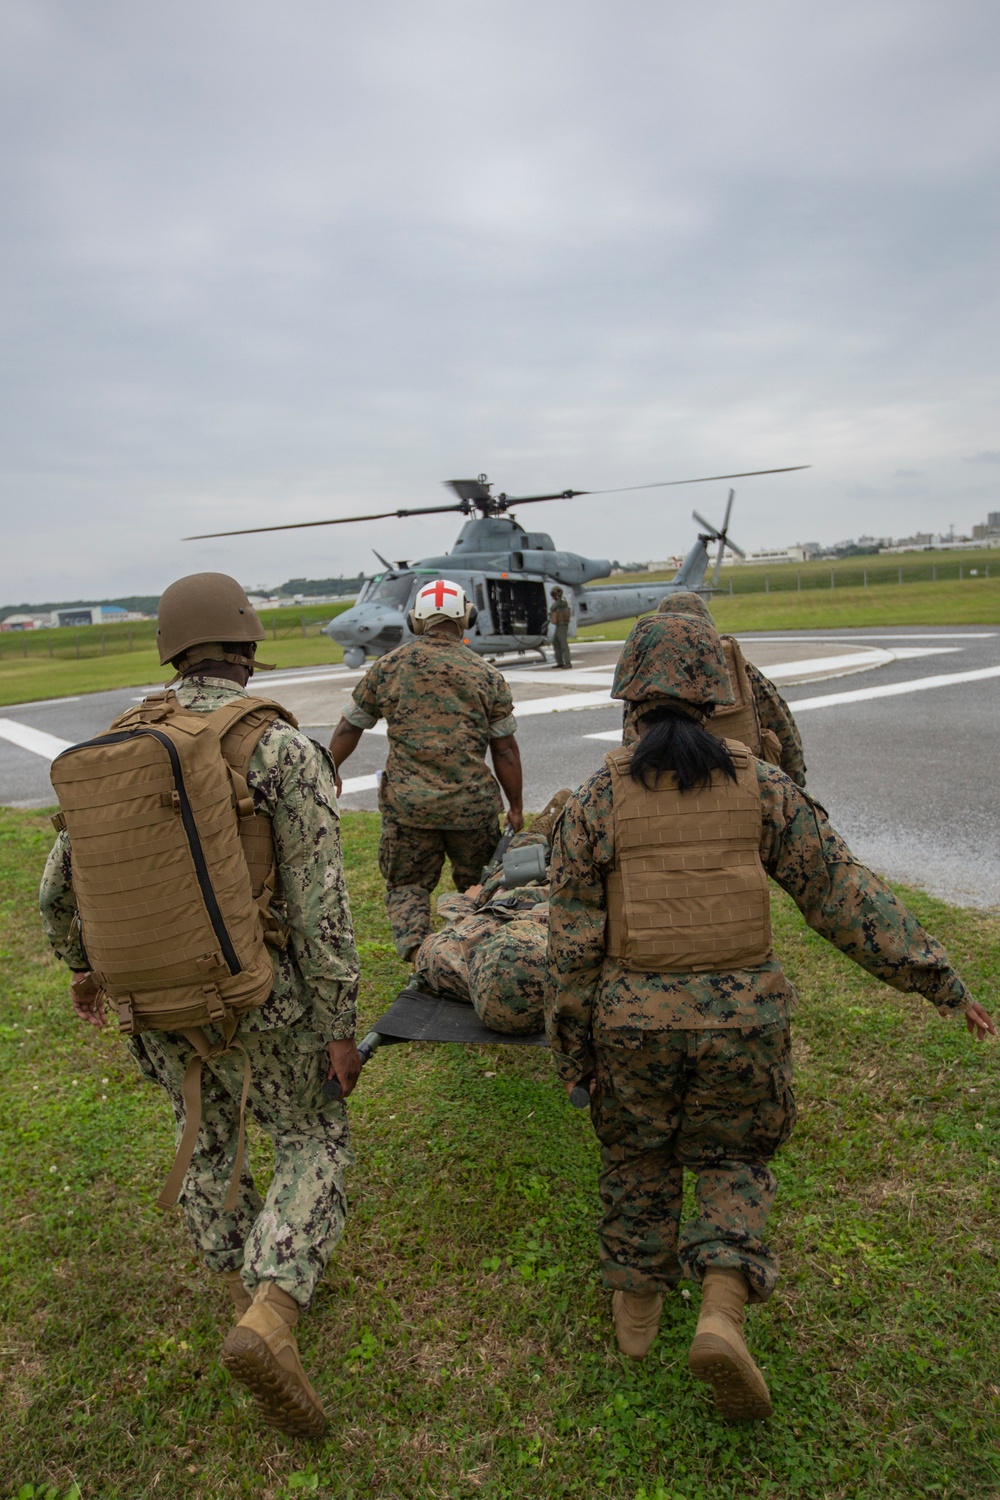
0,605 -> 348,708
581,576 -> 1000,640
1,808 -> 998,1499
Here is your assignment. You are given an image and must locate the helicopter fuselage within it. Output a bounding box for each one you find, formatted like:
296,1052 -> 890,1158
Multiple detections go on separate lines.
324,514 -> 713,668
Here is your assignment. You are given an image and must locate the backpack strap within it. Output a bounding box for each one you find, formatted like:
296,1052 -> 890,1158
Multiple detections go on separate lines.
206,698 -> 298,949
156,1014 -> 253,1214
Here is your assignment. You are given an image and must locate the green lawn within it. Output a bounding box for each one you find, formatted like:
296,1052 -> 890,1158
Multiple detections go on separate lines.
0,606 -> 348,708
1,809 -> 998,1499
582,576 -> 1000,639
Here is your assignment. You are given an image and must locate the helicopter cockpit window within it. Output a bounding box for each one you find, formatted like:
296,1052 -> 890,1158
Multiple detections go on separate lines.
368,575 -> 413,610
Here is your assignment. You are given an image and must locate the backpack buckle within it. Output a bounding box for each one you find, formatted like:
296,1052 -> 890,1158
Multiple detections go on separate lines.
202,986 -> 227,1022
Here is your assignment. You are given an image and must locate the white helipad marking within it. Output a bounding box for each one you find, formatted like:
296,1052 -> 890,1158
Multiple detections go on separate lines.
884,646 -> 961,659
787,663 -> 1000,711
584,660 -> 1000,739
0,720 -> 73,760
337,773 -> 381,796
350,687 -> 620,737
764,649 -> 893,678
503,669 -> 615,688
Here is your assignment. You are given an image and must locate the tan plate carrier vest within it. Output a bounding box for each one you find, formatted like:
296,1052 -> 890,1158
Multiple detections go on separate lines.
605,742 -> 772,973
50,689 -> 298,1210
713,637 -> 782,766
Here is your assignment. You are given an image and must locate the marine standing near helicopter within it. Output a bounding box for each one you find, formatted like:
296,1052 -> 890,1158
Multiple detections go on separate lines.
548,587 -> 573,670
329,579 -> 524,961
545,611 -> 993,1423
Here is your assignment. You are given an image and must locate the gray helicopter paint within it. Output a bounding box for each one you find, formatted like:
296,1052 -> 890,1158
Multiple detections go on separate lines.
324,514 -> 718,666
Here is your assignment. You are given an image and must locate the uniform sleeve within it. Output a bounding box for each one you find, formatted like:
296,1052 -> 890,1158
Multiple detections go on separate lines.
266,734 -> 361,1039
757,763 -> 972,1017
344,662 -> 382,730
39,830 -> 88,970
746,662 -> 807,786
544,772 -> 614,1082
487,671 -> 517,738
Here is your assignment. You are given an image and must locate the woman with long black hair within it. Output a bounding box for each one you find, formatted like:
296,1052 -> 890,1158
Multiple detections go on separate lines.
545,612 -> 992,1422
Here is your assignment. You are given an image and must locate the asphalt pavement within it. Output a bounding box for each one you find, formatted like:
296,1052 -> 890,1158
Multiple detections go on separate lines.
1,625 -> 997,907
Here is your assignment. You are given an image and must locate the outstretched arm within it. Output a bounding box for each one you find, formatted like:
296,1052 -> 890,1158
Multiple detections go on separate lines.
759,764 -> 994,1038
328,718 -> 364,794
490,734 -> 524,831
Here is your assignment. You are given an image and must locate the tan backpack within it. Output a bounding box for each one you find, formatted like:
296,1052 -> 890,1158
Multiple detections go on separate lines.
714,638 -> 782,766
50,689 -> 297,1207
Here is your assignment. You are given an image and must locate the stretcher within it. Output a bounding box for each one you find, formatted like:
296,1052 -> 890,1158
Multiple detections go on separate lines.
323,984 -> 589,1106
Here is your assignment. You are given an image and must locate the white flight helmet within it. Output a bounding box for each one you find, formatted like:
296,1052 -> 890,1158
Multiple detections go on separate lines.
408,578 -> 477,635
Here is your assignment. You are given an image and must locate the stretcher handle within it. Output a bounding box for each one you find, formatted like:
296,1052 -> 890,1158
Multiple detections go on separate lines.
323,1030 -> 383,1100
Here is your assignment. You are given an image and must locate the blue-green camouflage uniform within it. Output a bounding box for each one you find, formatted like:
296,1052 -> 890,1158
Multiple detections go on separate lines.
343,630 -> 517,957
545,757 -> 974,1302
39,675 -> 360,1310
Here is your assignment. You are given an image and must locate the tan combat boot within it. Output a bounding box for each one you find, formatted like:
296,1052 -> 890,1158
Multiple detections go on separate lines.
221,1281 -> 328,1438
220,1269 -> 252,1320
688,1269 -> 771,1421
612,1290 -> 664,1359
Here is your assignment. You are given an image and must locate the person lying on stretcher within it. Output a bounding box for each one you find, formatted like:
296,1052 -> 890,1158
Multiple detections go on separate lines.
410,791 -> 571,1035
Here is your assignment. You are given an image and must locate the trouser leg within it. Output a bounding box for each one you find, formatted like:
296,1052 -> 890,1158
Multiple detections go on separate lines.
675,1027 -> 795,1304
378,814 -> 445,957
130,1025 -> 354,1311
443,818 -> 503,893
224,1028 -> 355,1310
129,1033 -> 263,1275
554,626 -> 572,668
591,1034 -> 687,1292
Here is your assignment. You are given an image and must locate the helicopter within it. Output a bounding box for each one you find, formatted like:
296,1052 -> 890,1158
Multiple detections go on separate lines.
187,465 -> 808,668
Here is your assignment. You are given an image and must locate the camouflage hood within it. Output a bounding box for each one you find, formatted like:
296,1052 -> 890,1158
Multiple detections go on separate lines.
611,613 -> 735,716
656,590 -> 713,622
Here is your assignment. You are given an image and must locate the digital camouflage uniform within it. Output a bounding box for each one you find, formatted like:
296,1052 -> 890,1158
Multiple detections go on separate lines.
546,619 -> 973,1304
39,675 -> 360,1310
549,592 -> 573,669
412,797 -> 569,1032
415,888 -> 549,1034
343,630 -> 518,957
647,592 -> 807,786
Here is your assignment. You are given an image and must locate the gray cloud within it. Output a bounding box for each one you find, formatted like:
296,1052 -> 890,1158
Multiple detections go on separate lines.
1,0 -> 999,600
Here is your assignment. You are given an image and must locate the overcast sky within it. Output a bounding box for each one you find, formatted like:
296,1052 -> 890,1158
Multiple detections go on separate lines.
2,0 -> 999,602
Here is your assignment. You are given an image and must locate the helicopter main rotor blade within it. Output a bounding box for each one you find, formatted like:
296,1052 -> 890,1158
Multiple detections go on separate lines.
588,465 -> 810,496
496,489 -> 587,507
184,501 -> 468,541
493,465 -> 809,509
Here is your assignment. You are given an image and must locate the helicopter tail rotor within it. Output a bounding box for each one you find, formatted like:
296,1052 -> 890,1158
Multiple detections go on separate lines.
692,491 -> 746,586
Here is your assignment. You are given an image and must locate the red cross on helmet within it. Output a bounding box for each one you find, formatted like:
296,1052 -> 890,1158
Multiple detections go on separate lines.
411,578 -> 469,625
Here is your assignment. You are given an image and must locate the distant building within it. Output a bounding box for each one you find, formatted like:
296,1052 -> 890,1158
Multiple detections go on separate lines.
0,612 -> 49,632
729,545 -> 810,566
51,604 -> 142,627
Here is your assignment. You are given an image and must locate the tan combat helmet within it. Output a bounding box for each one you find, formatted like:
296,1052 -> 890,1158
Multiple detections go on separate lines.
156,572 -> 272,675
